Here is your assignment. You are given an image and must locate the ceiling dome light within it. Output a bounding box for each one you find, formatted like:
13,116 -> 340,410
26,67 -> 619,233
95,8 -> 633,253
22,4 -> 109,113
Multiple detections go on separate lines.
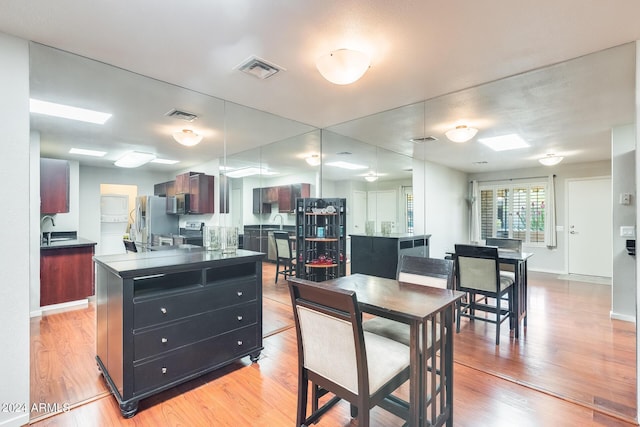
316,49 -> 370,85
305,154 -> 321,166
173,129 -> 203,147
538,154 -> 564,166
445,125 -> 478,143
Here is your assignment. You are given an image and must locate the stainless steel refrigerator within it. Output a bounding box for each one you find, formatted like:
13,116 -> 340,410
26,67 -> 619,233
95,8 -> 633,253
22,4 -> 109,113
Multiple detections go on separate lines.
132,195 -> 179,249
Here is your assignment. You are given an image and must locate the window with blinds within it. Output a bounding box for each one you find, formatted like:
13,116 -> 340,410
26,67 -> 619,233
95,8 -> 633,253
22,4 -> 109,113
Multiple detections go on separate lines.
479,182 -> 546,245
406,192 -> 414,233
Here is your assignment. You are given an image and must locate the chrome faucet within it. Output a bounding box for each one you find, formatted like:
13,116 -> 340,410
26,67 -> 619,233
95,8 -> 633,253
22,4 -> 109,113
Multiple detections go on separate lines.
41,215 -> 56,244
273,214 -> 284,230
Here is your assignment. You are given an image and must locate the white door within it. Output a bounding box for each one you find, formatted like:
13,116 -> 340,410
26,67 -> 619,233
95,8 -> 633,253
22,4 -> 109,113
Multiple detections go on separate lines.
368,190 -> 398,232
351,191 -> 367,235
567,178 -> 612,277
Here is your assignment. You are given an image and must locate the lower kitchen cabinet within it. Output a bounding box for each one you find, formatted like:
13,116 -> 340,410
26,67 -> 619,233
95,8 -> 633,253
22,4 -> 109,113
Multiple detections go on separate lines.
350,233 -> 431,279
40,240 -> 96,306
94,249 -> 264,417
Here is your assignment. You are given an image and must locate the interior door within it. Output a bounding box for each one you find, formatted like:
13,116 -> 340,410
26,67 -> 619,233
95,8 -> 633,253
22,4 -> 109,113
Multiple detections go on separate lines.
367,190 -> 398,232
567,177 -> 612,277
351,191 -> 367,235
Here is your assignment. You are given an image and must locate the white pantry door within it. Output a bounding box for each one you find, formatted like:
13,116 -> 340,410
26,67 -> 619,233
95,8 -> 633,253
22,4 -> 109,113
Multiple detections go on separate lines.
567,178 -> 612,277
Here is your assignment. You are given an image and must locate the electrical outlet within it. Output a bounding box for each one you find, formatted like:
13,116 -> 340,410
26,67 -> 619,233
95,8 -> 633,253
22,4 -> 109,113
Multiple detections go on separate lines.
620,226 -> 635,237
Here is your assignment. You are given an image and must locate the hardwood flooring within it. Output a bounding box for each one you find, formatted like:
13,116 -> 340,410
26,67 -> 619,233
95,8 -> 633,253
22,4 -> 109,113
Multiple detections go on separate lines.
29,265 -> 638,426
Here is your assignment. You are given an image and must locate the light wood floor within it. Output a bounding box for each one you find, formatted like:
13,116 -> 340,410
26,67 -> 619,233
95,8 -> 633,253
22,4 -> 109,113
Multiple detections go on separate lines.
29,264 -> 638,426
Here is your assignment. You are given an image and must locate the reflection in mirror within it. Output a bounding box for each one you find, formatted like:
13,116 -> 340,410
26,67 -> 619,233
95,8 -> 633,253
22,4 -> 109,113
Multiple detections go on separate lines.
323,43 -> 637,421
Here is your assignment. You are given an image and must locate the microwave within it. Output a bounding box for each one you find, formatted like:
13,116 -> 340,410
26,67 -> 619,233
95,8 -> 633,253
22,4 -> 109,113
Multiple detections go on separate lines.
168,193 -> 190,215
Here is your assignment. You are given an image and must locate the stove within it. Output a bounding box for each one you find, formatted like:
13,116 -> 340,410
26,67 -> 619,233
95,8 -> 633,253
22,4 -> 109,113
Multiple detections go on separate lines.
179,221 -> 204,246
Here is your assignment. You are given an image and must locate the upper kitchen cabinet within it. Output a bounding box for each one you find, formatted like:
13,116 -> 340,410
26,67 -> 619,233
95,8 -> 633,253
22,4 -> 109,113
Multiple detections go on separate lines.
173,171 -> 215,214
189,173 -> 214,214
154,180 -> 175,197
40,158 -> 69,213
278,183 -> 310,213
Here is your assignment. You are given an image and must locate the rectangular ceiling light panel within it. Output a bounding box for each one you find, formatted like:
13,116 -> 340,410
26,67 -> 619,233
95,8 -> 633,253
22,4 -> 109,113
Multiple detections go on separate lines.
69,148 -> 107,157
114,152 -> 156,168
30,99 -> 112,124
324,161 -> 368,170
478,134 -> 530,151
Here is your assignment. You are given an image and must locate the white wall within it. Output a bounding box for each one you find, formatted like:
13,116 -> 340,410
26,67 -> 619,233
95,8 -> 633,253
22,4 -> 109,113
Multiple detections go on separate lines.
78,165 -> 170,246
0,32 -> 30,427
413,159 -> 469,258
612,124 -> 636,321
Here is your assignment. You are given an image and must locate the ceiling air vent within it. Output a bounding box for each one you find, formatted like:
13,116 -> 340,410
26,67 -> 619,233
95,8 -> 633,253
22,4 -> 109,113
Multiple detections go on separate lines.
410,136 -> 438,143
236,56 -> 285,80
165,109 -> 198,122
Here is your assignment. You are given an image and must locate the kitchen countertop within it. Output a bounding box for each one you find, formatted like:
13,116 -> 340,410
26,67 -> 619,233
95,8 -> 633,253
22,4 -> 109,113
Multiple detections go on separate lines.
40,237 -> 97,250
94,247 -> 265,279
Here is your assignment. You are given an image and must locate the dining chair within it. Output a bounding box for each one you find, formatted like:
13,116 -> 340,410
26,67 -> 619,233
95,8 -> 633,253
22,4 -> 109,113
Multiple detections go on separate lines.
287,278 -> 410,427
454,244 -> 514,345
485,237 -> 522,274
273,231 -> 295,283
362,256 -> 453,347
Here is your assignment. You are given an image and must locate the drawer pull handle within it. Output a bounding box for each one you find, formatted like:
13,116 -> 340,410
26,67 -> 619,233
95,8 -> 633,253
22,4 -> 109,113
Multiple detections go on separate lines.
237,340 -> 243,346
161,367 -> 167,374
161,337 -> 168,343
237,315 -> 243,321
160,307 -> 167,314
237,291 -> 243,297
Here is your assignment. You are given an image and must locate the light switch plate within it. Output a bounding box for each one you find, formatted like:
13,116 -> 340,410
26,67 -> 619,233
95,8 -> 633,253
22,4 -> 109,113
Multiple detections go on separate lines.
619,193 -> 631,205
620,226 -> 635,237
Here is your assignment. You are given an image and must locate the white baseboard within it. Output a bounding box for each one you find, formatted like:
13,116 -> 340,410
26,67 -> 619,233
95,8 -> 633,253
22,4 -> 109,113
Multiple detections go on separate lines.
610,311 -> 636,323
0,412 -> 29,427
31,299 -> 89,317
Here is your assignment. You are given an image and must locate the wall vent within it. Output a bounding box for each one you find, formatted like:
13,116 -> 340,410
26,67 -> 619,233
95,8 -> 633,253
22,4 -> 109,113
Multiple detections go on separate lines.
236,56 -> 285,80
165,109 -> 198,122
410,136 -> 438,143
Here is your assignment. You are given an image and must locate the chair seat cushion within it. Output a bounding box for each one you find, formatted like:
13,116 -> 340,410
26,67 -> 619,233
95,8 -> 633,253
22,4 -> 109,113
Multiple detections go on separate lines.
362,317 -> 439,350
363,331 -> 411,394
499,271 -> 515,290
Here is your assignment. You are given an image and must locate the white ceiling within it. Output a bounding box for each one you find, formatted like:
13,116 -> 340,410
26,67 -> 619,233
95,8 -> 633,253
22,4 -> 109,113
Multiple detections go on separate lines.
1,1 -> 639,175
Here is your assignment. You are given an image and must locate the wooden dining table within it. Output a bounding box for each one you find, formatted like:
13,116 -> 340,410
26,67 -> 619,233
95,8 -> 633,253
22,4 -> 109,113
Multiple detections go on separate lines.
320,273 -> 464,427
495,250 -> 533,337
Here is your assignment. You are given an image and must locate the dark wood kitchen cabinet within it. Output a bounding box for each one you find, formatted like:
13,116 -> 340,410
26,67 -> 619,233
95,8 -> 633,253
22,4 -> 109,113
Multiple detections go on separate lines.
253,188 -> 272,214
173,171 -> 214,214
40,158 -> 70,214
278,183 -> 310,213
189,173 -> 214,214
40,242 -> 96,306
153,180 -> 175,197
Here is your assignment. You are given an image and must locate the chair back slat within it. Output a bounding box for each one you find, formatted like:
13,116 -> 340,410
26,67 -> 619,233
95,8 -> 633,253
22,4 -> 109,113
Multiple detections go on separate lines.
274,231 -> 293,258
485,237 -> 522,252
396,255 -> 453,289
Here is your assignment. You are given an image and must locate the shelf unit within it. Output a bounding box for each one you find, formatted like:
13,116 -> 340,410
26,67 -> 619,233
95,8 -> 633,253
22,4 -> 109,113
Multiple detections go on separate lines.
295,198 -> 346,282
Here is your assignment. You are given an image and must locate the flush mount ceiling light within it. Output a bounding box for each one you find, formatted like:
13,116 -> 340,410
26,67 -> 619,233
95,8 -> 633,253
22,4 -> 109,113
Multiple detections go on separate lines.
173,129 -> 203,147
478,134 -> 529,151
114,152 -> 156,168
305,154 -> 321,166
30,98 -> 112,124
316,49 -> 370,85
445,125 -> 478,143
538,154 -> 564,166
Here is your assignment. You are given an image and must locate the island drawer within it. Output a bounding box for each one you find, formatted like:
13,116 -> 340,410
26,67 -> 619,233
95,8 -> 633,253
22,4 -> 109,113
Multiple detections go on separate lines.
133,278 -> 257,329
133,302 -> 258,361
133,324 -> 259,394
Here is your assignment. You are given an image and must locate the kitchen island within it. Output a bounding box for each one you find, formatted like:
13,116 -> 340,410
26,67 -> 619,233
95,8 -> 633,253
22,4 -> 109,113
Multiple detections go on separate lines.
94,247 -> 265,417
350,233 -> 431,279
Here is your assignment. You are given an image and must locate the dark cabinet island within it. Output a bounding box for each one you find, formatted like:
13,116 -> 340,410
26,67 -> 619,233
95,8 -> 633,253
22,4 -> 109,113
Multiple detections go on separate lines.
94,247 -> 265,417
